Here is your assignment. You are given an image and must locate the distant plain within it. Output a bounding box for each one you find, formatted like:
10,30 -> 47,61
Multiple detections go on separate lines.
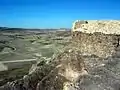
0,29 -> 71,86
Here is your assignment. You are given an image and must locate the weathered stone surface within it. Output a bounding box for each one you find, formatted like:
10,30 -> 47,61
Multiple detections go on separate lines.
36,50 -> 87,90
1,47 -> 120,90
72,20 -> 120,34
72,31 -> 120,58
72,20 -> 120,58
0,50 -> 87,90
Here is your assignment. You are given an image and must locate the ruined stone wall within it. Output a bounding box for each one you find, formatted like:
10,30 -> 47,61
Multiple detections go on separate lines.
72,20 -> 120,58
72,20 -> 120,34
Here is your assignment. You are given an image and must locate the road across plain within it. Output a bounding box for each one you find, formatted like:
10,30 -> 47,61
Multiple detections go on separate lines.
0,59 -> 38,71
0,58 -> 37,64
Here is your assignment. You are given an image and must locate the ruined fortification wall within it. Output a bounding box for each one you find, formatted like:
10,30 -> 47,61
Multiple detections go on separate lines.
72,20 -> 120,34
72,20 -> 120,58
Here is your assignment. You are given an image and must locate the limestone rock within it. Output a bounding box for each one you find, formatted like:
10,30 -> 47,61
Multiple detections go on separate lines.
72,20 -> 120,34
72,20 -> 120,58
36,50 -> 87,90
72,31 -> 120,58
0,49 -> 87,90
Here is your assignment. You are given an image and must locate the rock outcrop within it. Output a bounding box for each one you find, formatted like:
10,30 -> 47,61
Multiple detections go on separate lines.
0,50 -> 88,90
72,20 -> 120,34
72,20 -> 120,58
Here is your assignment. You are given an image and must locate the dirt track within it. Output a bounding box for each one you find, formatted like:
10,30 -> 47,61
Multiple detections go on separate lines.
0,58 -> 37,63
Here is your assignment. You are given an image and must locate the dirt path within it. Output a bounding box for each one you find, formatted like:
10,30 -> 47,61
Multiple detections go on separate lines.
0,58 -> 37,63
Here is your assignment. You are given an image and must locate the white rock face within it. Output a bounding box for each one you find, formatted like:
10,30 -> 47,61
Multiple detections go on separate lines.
72,20 -> 120,34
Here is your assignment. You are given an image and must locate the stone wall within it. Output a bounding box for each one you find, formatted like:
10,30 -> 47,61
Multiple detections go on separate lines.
72,20 -> 120,34
72,20 -> 120,58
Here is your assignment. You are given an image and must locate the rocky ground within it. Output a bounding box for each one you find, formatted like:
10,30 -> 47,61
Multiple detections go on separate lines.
1,42 -> 120,90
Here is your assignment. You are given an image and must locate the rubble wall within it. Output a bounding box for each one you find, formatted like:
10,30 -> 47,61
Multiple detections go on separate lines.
72,20 -> 120,58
